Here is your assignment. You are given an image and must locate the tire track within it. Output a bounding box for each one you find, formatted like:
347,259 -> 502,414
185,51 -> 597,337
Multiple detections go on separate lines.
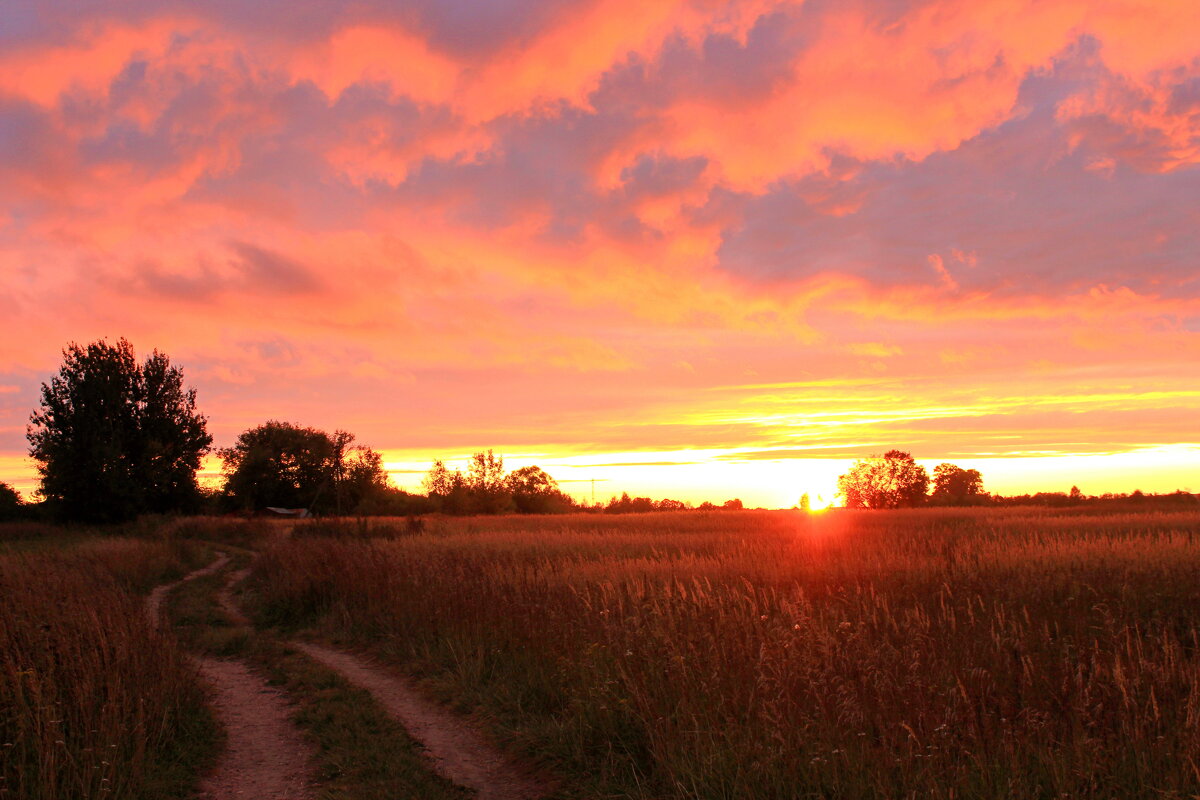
293,641 -> 552,800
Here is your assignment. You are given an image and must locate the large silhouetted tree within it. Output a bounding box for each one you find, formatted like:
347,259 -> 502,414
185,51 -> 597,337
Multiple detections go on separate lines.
505,465 -> 573,513
27,339 -> 211,522
931,463 -> 985,506
221,421 -> 387,514
837,450 -> 929,509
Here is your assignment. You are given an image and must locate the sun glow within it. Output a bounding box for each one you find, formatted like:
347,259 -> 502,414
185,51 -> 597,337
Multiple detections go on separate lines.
804,493 -> 835,511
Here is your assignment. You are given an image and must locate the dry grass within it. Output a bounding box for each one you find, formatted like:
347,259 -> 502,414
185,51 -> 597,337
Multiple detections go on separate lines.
0,526 -> 217,800
251,508 -> 1200,799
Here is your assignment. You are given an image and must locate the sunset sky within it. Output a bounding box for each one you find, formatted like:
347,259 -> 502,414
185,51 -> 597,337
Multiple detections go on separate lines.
1,0 -> 1197,508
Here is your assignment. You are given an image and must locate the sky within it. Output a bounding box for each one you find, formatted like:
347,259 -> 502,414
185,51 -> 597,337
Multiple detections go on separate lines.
1,0 -> 1197,508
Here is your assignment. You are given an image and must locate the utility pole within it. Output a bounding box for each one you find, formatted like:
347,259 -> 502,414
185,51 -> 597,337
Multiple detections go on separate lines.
559,476 -> 608,508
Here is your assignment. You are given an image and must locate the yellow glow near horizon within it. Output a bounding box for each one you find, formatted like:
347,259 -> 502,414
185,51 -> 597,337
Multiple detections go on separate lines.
376,443 -> 1199,509
1,445 -> 1195,508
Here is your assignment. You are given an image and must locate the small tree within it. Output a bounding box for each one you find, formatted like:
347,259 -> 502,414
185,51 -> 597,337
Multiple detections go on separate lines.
423,460 -> 460,496
506,465 -> 572,514
0,482 -> 21,521
423,459 -> 470,514
464,450 -> 512,513
837,450 -> 929,509
340,444 -> 391,511
27,339 -> 211,522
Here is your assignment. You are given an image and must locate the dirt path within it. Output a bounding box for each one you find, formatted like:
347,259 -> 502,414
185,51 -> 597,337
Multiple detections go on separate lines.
194,658 -> 314,800
147,555 -> 316,800
294,642 -> 551,800
146,551 -> 230,626
217,567 -> 253,626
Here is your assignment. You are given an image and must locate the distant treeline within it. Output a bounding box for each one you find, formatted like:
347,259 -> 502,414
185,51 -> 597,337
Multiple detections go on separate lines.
2,339 -> 1195,523
833,450 -> 1198,511
990,489 -> 1200,508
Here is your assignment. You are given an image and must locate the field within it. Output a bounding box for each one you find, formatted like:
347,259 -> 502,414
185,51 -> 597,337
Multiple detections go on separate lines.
258,509 -> 1200,799
4,507 -> 1200,799
0,529 -> 217,800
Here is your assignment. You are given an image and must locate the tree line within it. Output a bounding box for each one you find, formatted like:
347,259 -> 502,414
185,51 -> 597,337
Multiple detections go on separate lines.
5,339 -> 741,523
3,340 -> 1196,523
833,450 -> 1200,510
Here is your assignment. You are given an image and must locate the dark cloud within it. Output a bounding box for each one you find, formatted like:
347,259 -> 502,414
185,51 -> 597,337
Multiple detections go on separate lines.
712,48 -> 1200,293
228,242 -> 322,293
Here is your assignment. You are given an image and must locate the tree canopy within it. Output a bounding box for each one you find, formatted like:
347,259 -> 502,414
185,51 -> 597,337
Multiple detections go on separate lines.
837,450 -> 929,509
506,465 -> 573,513
0,482 -> 21,521
220,421 -> 389,514
423,452 -> 575,514
931,463 -> 986,506
27,339 -> 211,522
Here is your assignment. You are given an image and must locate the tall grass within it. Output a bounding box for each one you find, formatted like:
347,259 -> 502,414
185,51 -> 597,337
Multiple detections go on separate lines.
0,528 -> 216,800
252,508 -> 1200,799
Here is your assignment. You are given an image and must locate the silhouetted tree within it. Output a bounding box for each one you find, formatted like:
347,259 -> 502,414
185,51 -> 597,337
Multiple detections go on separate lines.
27,339 -> 211,522
467,449 -> 512,513
931,463 -> 986,506
722,498 -> 744,511
221,421 -> 388,514
423,459 -> 460,496
423,459 -> 470,513
221,422 -> 334,512
606,493 -> 656,513
506,465 -> 573,513
837,450 -> 929,509
798,493 -> 811,512
338,438 -> 391,512
423,451 -> 575,515
0,482 -> 21,521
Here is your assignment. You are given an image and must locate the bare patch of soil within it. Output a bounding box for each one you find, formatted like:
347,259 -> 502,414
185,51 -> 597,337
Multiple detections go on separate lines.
294,642 -> 552,800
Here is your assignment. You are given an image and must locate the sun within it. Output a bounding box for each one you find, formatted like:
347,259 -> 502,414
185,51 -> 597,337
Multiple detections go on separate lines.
800,491 -> 834,512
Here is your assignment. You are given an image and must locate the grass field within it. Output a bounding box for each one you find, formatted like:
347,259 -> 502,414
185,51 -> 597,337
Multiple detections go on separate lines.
0,526 -> 217,800
4,508 -> 1199,799
251,508 -> 1200,799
